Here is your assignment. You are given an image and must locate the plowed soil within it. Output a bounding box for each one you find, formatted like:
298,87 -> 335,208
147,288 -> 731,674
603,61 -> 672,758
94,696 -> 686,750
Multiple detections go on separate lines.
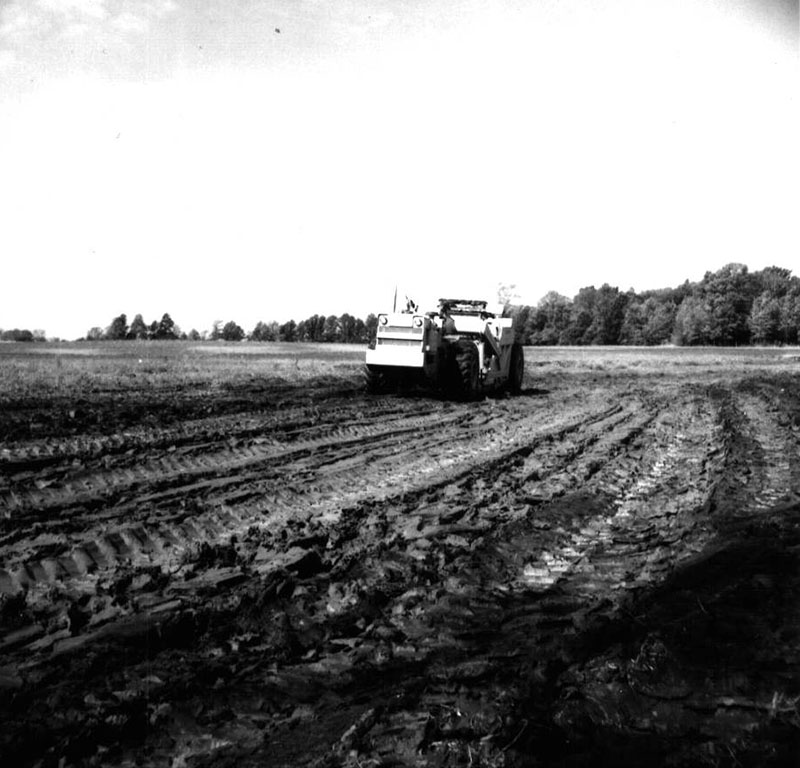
2,345 -> 799,768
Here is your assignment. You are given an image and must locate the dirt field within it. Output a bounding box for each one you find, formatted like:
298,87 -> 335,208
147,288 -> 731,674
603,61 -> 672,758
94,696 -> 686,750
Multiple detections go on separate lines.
2,343 -> 799,767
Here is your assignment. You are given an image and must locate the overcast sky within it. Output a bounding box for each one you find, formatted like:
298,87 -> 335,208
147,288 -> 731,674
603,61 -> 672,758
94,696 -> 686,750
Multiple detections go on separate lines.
1,0 -> 797,339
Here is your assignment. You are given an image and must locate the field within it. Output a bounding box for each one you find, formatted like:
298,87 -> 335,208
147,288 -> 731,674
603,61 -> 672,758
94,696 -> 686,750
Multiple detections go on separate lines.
2,342 -> 800,767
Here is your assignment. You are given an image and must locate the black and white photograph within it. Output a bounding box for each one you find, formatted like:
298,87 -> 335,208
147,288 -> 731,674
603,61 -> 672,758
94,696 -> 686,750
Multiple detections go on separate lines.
1,1 -> 799,765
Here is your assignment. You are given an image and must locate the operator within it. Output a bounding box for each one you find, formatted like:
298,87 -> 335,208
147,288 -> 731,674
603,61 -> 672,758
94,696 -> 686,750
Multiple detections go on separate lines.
441,306 -> 457,335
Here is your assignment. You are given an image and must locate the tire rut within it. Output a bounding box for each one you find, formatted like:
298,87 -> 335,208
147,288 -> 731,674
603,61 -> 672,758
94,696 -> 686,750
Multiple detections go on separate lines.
1,395 -> 611,596
306,389 -> 726,764
105,387 -> 729,767
3,375 -> 799,768
732,387 -> 800,512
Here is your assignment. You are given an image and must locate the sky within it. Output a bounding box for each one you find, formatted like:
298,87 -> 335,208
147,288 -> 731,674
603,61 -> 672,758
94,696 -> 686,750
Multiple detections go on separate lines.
1,0 -> 798,339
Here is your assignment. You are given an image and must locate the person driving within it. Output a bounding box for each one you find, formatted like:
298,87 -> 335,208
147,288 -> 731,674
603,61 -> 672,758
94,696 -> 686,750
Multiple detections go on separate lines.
440,305 -> 457,334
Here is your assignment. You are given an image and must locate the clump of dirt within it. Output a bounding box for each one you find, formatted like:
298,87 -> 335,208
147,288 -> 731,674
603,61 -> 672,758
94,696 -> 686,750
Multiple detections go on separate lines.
0,592 -> 31,630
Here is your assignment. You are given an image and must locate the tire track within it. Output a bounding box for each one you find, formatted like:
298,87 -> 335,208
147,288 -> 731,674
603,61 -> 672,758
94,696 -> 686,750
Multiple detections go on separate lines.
733,388 -> 800,511
150,388 -> 721,767
80,394 -> 660,768
518,392 -> 720,595
3,373 -> 797,768
0,408 -> 472,519
0,396 -> 425,469
269,388 -> 728,766
0,395 -> 615,596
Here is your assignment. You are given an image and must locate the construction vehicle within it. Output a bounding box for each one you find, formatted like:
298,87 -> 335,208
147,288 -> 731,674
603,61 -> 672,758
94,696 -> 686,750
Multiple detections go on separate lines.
365,298 -> 524,398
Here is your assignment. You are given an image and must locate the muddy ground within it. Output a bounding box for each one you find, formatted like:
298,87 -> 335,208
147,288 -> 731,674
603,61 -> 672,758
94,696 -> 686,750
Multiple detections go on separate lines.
1,348 -> 799,767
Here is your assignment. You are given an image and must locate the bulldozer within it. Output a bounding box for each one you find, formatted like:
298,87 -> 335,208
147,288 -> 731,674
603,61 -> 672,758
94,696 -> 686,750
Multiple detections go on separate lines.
365,298 -> 524,398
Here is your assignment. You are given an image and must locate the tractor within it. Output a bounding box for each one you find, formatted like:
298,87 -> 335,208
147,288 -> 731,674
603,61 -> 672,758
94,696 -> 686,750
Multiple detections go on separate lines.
365,298 -> 524,398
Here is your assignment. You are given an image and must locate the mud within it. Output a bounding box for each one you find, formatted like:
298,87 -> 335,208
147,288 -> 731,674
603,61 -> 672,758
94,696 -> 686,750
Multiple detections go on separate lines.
1,355 -> 799,767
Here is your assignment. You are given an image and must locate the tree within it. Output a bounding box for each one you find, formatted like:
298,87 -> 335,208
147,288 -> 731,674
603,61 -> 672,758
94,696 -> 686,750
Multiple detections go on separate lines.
353,318 -> 367,343
106,313 -> 128,340
153,313 -> 177,339
672,296 -> 711,346
221,321 -> 245,341
210,320 -> 223,341
564,286 -> 597,345
699,264 -> 759,345
339,313 -> 357,343
187,328 -> 201,341
620,293 -> 676,346
620,298 -> 646,345
299,314 -> 325,342
508,304 -> 532,345
756,266 -> 793,298
586,284 -> 628,344
127,314 -> 148,340
249,321 -> 275,341
528,292 -> 571,345
279,319 -> 297,341
779,290 -> 800,344
314,314 -> 327,341
749,294 -> 782,345
322,315 -> 340,342
641,297 -> 677,345
86,327 -> 104,341
672,279 -> 695,306
1,328 -> 35,341
749,267 -> 800,345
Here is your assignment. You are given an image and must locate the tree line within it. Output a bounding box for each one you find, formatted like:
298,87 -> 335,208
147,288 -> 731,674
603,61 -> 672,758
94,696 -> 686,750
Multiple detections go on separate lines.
510,264 -> 800,346
93,264 -> 797,347
86,313 -> 184,341
0,329 -> 47,342
247,314 -> 377,343
80,312 -> 381,344
5,263 -> 799,346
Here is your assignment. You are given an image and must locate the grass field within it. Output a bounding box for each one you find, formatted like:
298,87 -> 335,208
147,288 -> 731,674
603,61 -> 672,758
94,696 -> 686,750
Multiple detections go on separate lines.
2,340 -> 799,398
0,342 -> 366,399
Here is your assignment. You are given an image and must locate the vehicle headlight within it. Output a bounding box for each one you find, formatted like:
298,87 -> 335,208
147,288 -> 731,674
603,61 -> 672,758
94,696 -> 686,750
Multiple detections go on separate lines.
413,316 -> 423,328
378,315 -> 388,326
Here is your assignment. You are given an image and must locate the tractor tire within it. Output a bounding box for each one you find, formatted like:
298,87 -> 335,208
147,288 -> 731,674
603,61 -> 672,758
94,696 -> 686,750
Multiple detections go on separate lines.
454,340 -> 480,400
365,367 -> 388,394
508,343 -> 524,394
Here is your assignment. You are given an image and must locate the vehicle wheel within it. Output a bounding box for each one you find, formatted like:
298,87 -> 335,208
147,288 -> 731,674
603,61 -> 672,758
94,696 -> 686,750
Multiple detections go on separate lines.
454,341 -> 480,400
508,343 -> 524,394
365,367 -> 388,394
